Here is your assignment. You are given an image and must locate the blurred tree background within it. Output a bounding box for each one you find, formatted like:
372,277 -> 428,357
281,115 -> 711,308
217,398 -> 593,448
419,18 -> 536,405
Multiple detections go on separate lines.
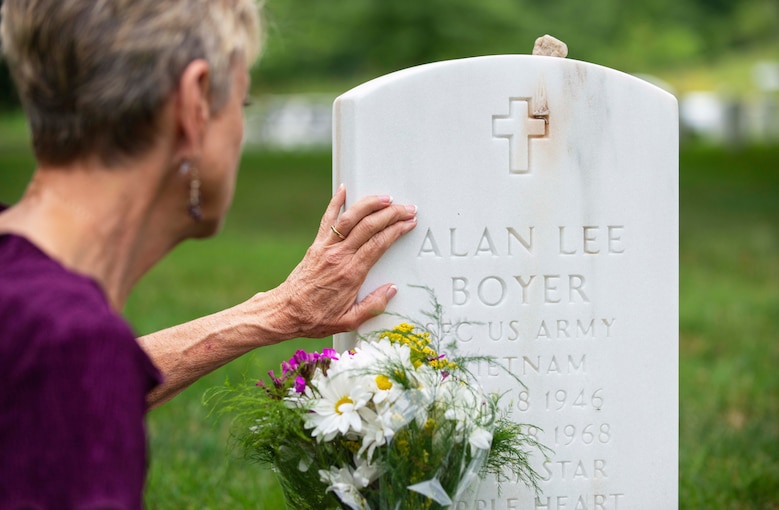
250,0 -> 778,92
1,0 -> 776,99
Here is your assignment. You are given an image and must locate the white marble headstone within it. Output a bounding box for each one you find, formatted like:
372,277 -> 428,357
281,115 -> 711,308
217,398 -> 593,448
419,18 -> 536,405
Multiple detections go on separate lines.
333,55 -> 678,509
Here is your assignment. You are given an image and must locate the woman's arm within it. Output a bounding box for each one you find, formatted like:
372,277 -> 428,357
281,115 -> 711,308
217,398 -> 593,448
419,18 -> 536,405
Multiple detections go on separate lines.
138,187 -> 417,407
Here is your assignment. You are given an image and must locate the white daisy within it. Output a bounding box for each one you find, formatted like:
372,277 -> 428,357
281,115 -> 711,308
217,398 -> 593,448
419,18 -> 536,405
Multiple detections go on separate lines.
357,414 -> 382,454
468,426 -> 493,454
304,370 -> 373,442
347,340 -> 414,398
319,457 -> 380,510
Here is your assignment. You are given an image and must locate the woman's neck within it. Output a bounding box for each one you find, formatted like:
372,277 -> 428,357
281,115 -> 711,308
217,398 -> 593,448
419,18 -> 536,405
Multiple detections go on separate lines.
0,157 -> 188,310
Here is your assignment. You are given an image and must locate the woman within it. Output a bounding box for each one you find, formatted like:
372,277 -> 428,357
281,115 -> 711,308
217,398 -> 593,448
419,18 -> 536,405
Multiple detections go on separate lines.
0,0 -> 417,507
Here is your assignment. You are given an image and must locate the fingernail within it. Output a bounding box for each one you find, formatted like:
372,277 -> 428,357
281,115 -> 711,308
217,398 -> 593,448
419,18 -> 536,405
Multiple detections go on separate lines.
337,183 -> 345,193
406,204 -> 418,215
386,284 -> 398,299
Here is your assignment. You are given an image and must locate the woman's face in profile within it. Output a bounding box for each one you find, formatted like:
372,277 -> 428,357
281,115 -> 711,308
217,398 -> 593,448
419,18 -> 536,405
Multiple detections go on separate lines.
198,58 -> 250,233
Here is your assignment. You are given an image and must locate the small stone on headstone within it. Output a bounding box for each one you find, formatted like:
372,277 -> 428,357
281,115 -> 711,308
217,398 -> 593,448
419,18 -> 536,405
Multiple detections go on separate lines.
532,35 -> 568,58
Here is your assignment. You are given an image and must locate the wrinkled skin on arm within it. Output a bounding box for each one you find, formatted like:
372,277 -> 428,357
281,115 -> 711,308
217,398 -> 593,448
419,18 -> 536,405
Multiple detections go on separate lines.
138,186 -> 417,407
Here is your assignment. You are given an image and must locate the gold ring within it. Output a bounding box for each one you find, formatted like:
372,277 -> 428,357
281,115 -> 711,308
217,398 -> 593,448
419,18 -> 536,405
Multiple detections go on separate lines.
330,225 -> 346,240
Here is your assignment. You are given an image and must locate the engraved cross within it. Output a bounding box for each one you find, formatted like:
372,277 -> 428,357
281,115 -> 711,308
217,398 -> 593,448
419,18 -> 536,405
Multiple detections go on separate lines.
492,98 -> 546,174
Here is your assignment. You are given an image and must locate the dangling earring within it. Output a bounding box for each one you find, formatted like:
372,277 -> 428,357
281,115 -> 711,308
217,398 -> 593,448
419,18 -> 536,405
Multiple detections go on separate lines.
179,160 -> 203,221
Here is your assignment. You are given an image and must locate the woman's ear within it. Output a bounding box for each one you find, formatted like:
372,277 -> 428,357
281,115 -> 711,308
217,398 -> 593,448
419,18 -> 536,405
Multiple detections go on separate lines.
173,59 -> 211,159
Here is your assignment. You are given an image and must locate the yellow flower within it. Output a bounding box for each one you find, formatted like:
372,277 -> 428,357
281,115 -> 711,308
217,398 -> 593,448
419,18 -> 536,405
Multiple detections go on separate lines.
375,374 -> 393,391
397,323 -> 415,333
344,440 -> 361,453
396,438 -> 410,456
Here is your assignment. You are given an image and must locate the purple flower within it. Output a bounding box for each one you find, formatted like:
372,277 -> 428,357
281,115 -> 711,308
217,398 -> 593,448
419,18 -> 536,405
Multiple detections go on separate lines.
268,369 -> 283,388
294,350 -> 311,364
321,347 -> 339,360
294,376 -> 307,393
285,355 -> 301,370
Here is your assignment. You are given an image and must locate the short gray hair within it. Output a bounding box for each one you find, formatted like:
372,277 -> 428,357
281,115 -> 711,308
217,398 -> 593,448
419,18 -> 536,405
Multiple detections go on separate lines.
0,0 -> 262,165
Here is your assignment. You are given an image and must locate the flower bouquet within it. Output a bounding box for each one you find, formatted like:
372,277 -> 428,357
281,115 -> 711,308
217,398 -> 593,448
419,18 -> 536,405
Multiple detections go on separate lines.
210,304 -> 547,509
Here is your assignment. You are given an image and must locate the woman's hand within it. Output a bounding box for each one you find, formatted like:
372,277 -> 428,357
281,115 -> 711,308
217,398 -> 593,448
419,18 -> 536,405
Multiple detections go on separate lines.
273,185 -> 417,338
139,185 -> 416,407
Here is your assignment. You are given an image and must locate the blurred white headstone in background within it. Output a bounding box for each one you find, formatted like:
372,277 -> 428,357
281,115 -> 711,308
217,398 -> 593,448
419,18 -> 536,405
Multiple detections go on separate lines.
754,61 -> 779,93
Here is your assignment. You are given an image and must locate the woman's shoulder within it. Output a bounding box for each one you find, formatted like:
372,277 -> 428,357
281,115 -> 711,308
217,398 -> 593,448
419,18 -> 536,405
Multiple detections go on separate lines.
0,234 -> 158,381
0,233 -> 118,330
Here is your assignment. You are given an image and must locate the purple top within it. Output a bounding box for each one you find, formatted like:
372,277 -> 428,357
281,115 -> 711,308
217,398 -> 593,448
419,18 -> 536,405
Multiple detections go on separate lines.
0,227 -> 162,508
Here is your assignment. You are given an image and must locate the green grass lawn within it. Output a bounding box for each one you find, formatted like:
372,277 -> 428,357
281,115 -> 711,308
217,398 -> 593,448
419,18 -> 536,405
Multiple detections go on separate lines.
1,140 -> 778,508
677,146 -> 779,509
